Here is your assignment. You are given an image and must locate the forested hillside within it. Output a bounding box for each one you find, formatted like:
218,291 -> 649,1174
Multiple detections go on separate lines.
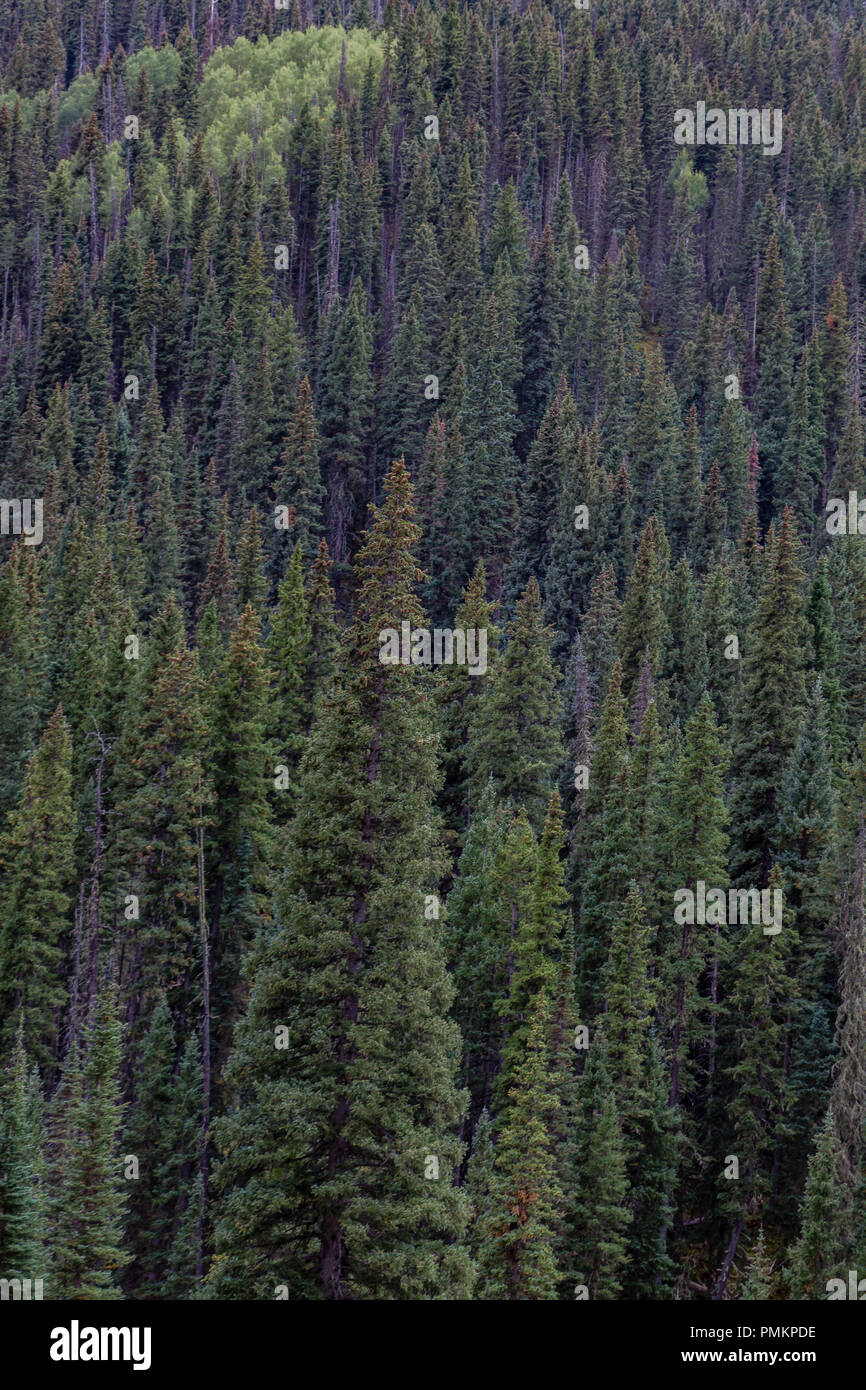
1,0 -> 866,1302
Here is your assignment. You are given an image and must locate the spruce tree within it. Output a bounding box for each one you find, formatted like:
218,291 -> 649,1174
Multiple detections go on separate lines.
435,560 -> 497,846
274,375 -> 323,569
46,986 -> 130,1299
467,578 -> 563,833
786,1110 -> 852,1299
567,1038 -> 632,1300
211,460 -> 472,1299
266,543 -> 312,822
446,782 -> 513,1120
485,993 -> 563,1300
729,511 -> 810,888
499,791 -> 569,1095
0,706 -> 75,1068
0,1030 -> 46,1285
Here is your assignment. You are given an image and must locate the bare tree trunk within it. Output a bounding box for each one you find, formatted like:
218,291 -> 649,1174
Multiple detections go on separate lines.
66,884 -> 86,1055
713,1217 -> 743,1300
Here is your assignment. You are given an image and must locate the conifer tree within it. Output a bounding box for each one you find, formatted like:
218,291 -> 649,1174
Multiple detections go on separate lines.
459,293 -> 519,588
115,624 -> 210,1040
0,706 -> 75,1068
316,281 -> 373,567
831,720 -> 866,1190
464,1107 -> 496,1296
468,578 -> 563,833
435,560 -> 497,845
46,986 -> 130,1299
212,460 -> 472,1299
0,1030 -> 46,1284
786,1110 -> 852,1299
603,883 -> 656,1147
574,660 -> 631,1016
274,375 -> 323,569
205,603 -> 274,1043
446,783 -> 514,1120
664,557 -> 709,724
0,544 -> 46,817
716,866 -> 793,1298
543,424 -> 602,656
616,516 -> 670,700
754,299 -> 794,521
499,791 -> 568,1094
303,538 -> 340,709
729,511 -> 810,888
266,543 -> 312,822
710,395 -> 750,541
505,375 -> 577,607
235,508 -> 268,617
777,332 -> 826,540
567,1038 -> 632,1300
664,694 -> 729,1113
742,1225 -> 774,1299
485,994 -> 563,1300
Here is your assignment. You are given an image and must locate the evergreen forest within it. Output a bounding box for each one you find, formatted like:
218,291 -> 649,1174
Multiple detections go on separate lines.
1,0 -> 866,1303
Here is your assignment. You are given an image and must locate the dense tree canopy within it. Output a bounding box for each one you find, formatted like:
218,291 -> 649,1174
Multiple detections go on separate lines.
0,0 -> 865,1305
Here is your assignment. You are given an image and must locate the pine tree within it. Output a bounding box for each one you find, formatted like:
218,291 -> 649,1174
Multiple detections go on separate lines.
499,791 -> 569,1094
820,276 -> 850,483
0,707 -> 75,1069
115,625 -> 211,1041
303,538 -> 340,709
459,293 -> 519,590
505,375 -> 577,607
574,660 -> 632,1017
198,517 -> 238,640
464,1107 -> 497,1296
435,560 -> 497,846
467,578 -> 563,833
485,994 -> 563,1300
316,281 -> 373,568
46,986 -> 131,1299
205,603 -> 274,1046
377,290 -> 433,476
544,425 -> 603,658
235,507 -> 268,617
266,543 -> 312,822
446,783 -> 514,1120
741,1225 -> 775,1299
163,1170 -> 205,1299
0,1030 -> 46,1285
603,882 -> 656,1149
786,1110 -> 852,1298
729,512 -> 810,888
831,721 -> 866,1190
0,544 -> 46,817
211,460 -> 472,1299
776,332 -> 826,540
123,996 -> 176,1295
710,395 -> 750,541
627,347 -> 682,526
567,1038 -> 632,1300
274,375 -> 323,569
754,299 -> 794,522
716,866 -> 793,1298
804,559 -> 846,762
664,694 -> 729,1113
775,680 -> 838,1205
664,557 -> 709,725
616,516 -> 670,701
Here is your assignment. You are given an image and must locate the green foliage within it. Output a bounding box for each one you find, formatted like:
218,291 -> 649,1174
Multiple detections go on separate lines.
199,30 -> 383,185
